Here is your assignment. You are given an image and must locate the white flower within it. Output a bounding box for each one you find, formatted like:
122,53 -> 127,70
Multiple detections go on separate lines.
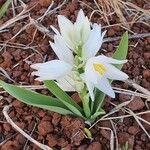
84,55 -> 129,101
31,34 -> 76,91
51,9 -> 106,59
31,33 -> 84,92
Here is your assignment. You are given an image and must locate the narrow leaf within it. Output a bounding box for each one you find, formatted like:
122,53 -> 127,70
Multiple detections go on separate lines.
0,80 -> 73,115
0,0 -> 11,19
44,80 -> 84,118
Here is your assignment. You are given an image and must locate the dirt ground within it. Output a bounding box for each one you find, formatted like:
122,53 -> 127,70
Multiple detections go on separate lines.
0,0 -> 150,150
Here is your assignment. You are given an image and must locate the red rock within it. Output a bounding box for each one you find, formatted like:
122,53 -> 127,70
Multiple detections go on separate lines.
143,70 -> 150,78
143,52 -> 150,59
119,94 -> 130,102
15,122 -> 25,129
63,144 -> 72,150
146,143 -> 150,149
39,0 -> 52,7
134,145 -> 142,150
128,126 -> 140,135
100,129 -> 111,140
3,123 -> 11,132
1,141 -> 20,150
107,43 -> 113,51
46,134 -> 57,147
58,138 -> 68,148
15,134 -> 26,144
107,28 -> 115,36
37,110 -> 45,118
87,142 -> 101,150
118,132 -> 134,149
127,97 -> 145,111
12,100 -> 23,108
52,113 -> 61,126
141,79 -> 150,88
38,121 -> 53,136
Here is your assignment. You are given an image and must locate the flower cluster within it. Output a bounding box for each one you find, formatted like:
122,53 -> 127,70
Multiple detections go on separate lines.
31,9 -> 128,101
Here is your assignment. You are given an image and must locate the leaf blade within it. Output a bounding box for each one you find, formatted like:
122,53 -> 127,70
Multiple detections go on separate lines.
44,80 -> 84,118
0,0 -> 11,19
0,80 -> 73,115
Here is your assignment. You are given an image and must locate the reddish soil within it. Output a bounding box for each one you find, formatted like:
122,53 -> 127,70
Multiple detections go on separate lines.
0,0 -> 150,150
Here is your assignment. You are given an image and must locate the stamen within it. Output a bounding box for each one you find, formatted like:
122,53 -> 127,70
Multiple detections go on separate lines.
93,63 -> 107,75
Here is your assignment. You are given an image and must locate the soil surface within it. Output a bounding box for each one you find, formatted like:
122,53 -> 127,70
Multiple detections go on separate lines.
0,0 -> 150,150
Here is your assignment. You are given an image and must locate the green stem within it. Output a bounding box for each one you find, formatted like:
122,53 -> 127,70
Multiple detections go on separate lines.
79,87 -> 91,118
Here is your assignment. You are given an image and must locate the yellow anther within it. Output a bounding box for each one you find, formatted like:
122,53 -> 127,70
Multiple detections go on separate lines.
93,63 -> 107,75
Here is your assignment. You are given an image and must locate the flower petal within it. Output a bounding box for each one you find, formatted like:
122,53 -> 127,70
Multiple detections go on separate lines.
95,55 -> 128,64
50,35 -> 74,64
82,24 -> 106,60
76,9 -> 85,26
56,75 -> 76,91
86,80 -> 95,101
31,60 -> 72,81
50,25 -> 60,35
95,76 -> 115,98
58,15 -> 74,49
85,60 -> 98,84
105,64 -> 129,80
81,17 -> 91,43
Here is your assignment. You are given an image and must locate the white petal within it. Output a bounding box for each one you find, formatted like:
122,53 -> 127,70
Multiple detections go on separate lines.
50,25 -> 60,35
31,60 -> 72,81
81,17 -> 91,43
75,10 -> 90,44
82,24 -> 105,60
85,60 -> 98,84
58,15 -> 74,49
105,64 -> 129,80
95,76 -> 115,98
56,75 -> 76,91
50,35 -> 74,64
95,55 -> 128,64
86,80 -> 95,101
76,9 -> 85,26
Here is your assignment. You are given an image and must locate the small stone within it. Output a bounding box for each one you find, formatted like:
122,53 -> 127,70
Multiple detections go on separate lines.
3,123 -> 12,132
143,70 -> 150,78
39,0 -> 52,7
100,129 -> 111,140
12,100 -> 23,108
128,126 -> 140,135
38,121 -> 53,136
15,134 -> 26,144
46,134 -> 57,147
118,132 -> 134,149
143,52 -> 150,59
107,28 -> 115,37
52,113 -> 61,126
87,142 -> 101,150
127,97 -> 145,111
58,138 -> 68,148
119,94 -> 130,102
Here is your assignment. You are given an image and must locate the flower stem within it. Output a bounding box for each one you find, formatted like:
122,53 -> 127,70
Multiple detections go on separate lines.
79,87 -> 91,118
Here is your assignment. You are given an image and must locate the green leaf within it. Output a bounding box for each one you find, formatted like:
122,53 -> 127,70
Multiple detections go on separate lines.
0,0 -> 11,19
92,32 -> 128,114
0,80 -> 73,115
44,80 -> 84,118
90,108 -> 105,120
112,31 -> 128,69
